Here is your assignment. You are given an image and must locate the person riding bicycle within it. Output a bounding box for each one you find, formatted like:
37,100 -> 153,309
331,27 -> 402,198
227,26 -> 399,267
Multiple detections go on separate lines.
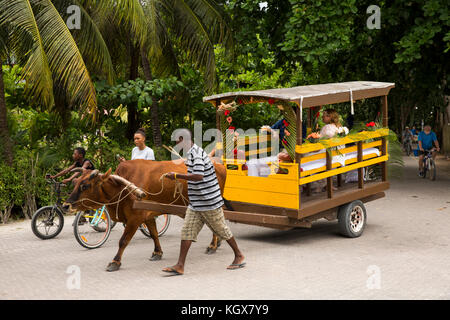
402,126 -> 413,152
402,126 -> 413,142
50,147 -> 95,184
418,125 -> 440,177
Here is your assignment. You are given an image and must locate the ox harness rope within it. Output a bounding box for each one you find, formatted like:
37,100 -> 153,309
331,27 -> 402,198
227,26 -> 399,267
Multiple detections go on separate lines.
73,174 -> 189,221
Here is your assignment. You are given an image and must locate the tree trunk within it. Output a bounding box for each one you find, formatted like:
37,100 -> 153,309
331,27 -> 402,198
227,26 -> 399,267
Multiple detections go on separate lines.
0,61 -> 13,165
141,48 -> 162,147
126,42 -> 141,140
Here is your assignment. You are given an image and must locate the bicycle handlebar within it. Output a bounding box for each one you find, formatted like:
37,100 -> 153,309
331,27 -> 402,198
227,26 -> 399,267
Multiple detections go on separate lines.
46,178 -> 66,188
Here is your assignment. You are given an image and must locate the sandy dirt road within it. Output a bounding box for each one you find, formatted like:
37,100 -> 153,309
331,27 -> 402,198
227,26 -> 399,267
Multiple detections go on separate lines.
1,155 -> 450,300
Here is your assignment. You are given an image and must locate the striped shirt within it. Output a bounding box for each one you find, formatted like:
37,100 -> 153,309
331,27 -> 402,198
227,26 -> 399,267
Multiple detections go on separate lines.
185,144 -> 224,211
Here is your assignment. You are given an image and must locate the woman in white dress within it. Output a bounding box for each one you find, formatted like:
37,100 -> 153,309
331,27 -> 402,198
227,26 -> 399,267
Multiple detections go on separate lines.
319,109 -> 342,139
310,109 -> 343,193
119,128 -> 155,162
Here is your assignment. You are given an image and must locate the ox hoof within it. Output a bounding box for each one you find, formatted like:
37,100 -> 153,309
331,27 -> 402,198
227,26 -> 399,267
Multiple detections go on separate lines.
205,247 -> 217,255
149,253 -> 162,261
106,261 -> 121,272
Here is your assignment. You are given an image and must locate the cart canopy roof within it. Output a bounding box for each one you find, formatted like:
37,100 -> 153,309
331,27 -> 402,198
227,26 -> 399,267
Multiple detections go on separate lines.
203,81 -> 395,109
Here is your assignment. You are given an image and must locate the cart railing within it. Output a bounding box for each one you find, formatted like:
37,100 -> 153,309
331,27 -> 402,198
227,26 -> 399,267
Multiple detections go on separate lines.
216,128 -> 389,210
296,128 -> 389,186
215,133 -> 276,160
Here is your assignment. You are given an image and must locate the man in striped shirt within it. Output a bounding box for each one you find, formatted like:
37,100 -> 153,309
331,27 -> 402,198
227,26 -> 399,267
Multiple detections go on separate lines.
162,129 -> 245,276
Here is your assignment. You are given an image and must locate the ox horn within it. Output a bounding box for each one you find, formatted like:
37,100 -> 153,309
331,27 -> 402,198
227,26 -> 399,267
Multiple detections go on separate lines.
70,168 -> 85,174
89,170 -> 99,180
110,175 -> 146,200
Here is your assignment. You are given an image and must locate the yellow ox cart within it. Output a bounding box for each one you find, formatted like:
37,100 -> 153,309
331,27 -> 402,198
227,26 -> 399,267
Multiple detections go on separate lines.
135,81 -> 395,237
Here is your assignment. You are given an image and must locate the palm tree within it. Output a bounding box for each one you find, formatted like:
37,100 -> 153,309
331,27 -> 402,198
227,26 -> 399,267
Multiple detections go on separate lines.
0,0 -> 124,162
0,31 -> 13,165
0,0 -> 233,156
88,0 -> 233,145
139,0 -> 233,145
141,0 -> 233,91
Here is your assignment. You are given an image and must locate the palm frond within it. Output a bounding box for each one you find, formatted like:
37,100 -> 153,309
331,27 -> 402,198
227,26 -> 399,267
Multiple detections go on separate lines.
170,0 -> 233,91
141,0 -> 180,78
183,0 -> 233,48
32,0 -> 97,117
0,0 -> 54,107
92,0 -> 148,45
172,0 -> 217,91
54,0 -> 115,84
0,26 -> 7,59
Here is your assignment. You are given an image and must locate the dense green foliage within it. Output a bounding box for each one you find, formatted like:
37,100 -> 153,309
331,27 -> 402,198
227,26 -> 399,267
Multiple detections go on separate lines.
0,0 -> 448,222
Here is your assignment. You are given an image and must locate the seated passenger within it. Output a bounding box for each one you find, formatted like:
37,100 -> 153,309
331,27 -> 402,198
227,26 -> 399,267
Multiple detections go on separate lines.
315,108 -> 343,139
262,107 -> 307,164
308,109 -> 343,193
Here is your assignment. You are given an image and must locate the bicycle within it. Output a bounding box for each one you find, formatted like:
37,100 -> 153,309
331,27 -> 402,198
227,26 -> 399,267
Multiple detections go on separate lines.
31,176 -> 117,249
73,206 -> 114,249
73,208 -> 171,248
403,137 -> 413,156
139,214 -> 171,238
31,178 -> 67,240
421,149 -> 436,181
33,177 -> 170,248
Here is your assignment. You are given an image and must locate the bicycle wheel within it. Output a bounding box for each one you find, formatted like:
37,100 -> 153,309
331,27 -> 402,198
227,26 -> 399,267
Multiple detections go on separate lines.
428,158 -> 436,181
406,143 -> 411,156
140,214 -> 171,237
88,207 -> 117,232
73,209 -> 112,249
422,159 -> 428,179
31,206 -> 64,240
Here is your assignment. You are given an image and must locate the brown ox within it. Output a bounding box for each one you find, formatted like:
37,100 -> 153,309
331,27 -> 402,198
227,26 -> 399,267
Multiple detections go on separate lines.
63,159 -> 226,272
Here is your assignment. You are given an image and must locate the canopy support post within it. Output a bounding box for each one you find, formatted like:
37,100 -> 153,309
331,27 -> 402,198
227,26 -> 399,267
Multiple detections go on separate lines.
357,141 -> 364,189
326,151 -> 333,198
296,99 -> 303,210
215,99 -> 221,131
381,95 -> 388,181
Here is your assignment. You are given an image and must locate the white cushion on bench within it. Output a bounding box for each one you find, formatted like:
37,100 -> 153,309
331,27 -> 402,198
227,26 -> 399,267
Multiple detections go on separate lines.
245,147 -> 380,177
300,147 -> 381,172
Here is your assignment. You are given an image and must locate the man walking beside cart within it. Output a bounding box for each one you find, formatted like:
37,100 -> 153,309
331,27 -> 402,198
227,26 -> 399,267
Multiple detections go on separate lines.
162,129 -> 245,275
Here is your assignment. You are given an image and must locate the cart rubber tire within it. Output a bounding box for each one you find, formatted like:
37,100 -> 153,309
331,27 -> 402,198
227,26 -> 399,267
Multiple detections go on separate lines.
338,200 -> 367,238
31,206 -> 64,240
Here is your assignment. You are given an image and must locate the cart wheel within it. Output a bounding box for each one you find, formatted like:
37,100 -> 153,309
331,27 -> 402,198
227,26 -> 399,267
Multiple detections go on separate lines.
338,200 -> 367,238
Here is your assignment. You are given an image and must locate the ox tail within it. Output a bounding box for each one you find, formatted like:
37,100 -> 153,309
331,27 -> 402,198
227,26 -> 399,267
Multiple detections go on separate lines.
223,198 -> 234,211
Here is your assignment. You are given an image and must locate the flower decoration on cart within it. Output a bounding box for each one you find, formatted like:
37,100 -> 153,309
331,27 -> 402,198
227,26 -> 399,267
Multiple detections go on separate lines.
337,126 -> 350,137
